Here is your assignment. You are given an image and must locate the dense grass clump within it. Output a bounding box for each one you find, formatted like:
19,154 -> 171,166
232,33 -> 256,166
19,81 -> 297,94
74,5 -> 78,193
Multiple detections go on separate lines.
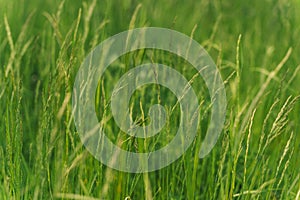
1,0 -> 300,199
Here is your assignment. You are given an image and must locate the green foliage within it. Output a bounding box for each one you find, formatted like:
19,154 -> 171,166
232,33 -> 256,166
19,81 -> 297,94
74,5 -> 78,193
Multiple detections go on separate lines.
0,0 -> 299,199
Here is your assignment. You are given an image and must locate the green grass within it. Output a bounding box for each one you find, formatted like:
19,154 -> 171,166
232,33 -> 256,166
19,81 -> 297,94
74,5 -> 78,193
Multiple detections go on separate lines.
1,0 -> 300,199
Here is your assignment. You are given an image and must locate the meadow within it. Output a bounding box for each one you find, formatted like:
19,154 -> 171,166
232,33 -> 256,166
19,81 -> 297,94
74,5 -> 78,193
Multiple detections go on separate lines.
0,0 -> 300,199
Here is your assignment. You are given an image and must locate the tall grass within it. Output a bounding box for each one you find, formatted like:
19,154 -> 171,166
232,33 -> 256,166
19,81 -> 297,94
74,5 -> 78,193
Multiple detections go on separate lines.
1,0 -> 300,199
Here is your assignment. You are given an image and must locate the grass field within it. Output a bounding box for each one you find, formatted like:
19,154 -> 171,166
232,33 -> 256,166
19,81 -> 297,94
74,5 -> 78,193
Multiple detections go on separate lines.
1,0 -> 300,199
